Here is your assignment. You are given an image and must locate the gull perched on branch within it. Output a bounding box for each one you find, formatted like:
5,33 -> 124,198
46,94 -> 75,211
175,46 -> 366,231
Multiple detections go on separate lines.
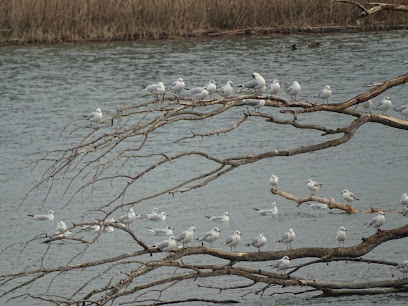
342,189 -> 359,206
223,230 -> 242,252
395,260 -> 408,278
144,82 -> 165,100
336,226 -> 347,248
278,228 -> 296,250
197,227 -> 221,247
239,72 -> 265,94
28,210 -> 54,221
314,85 -> 332,103
393,104 -> 408,120
175,226 -> 196,247
246,233 -> 267,253
217,81 -> 234,97
267,79 -> 280,97
186,86 -> 210,101
286,81 -> 301,101
400,193 -> 408,207
273,256 -> 291,275
366,211 -> 385,231
376,97 -> 392,115
153,236 -> 176,255
206,80 -> 217,97
169,78 -> 185,97
269,174 -> 279,189
85,108 -> 103,123
306,179 -> 322,194
244,99 -> 265,113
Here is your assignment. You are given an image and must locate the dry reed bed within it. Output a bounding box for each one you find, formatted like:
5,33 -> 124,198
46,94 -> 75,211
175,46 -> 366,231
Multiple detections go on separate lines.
1,0 -> 408,44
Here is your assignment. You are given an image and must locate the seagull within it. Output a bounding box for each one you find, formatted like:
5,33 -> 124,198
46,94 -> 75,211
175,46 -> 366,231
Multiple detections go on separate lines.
286,81 -> 301,101
306,179 -> 322,194
336,226 -> 347,247
239,72 -> 266,94
146,225 -> 174,236
175,226 -> 196,247
197,227 -> 221,247
307,203 -> 328,210
376,97 -> 392,115
205,212 -> 229,223
273,256 -> 291,275
186,86 -> 209,101
393,104 -> 408,120
314,85 -> 332,103
116,208 -> 137,227
223,230 -> 242,252
253,202 -> 278,216
217,81 -> 234,97
244,99 -> 265,113
143,212 -> 167,222
102,218 -> 115,233
361,99 -> 373,113
278,228 -> 296,250
140,207 -> 160,218
169,78 -> 185,97
28,210 -> 54,221
246,233 -> 267,253
402,206 -> 408,217
85,108 -> 103,123
395,260 -> 408,278
401,193 -> 408,207
144,82 -> 165,100
206,80 -> 217,96
55,221 -> 67,234
269,174 -> 279,189
267,79 -> 280,97
366,211 -> 385,231
153,236 -> 177,255
79,224 -> 101,232
341,189 -> 359,206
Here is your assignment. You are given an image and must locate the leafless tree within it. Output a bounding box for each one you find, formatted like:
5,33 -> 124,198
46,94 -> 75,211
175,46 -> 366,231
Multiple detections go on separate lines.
1,73 -> 408,305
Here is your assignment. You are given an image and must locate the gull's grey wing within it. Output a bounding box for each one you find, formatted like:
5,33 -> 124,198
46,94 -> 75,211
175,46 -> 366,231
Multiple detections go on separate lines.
242,79 -> 258,89
176,231 -> 187,241
244,99 -> 260,106
366,216 -> 378,227
273,259 -> 283,269
224,236 -> 234,245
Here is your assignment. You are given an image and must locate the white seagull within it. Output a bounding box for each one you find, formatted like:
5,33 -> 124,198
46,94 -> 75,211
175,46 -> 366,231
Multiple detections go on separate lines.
376,97 -> 392,115
153,236 -> 176,254
401,193 -> 408,207
217,81 -> 234,97
197,227 -> 221,247
306,179 -> 322,194
244,99 -> 265,113
205,212 -> 229,223
395,260 -> 408,278
79,224 -> 101,232
269,174 -> 279,189
223,230 -> 242,252
315,85 -> 332,103
169,78 -> 185,97
187,86 -> 209,101
278,228 -> 296,250
394,104 -> 408,120
336,226 -> 347,247
143,212 -> 167,222
366,211 -> 385,231
402,206 -> 408,217
28,210 -> 54,221
146,225 -> 174,236
341,189 -> 359,206
175,226 -> 196,247
267,79 -> 280,97
55,221 -> 67,234
307,203 -> 328,210
206,80 -> 217,96
116,208 -> 137,227
286,81 -> 301,101
253,202 -> 278,216
361,99 -> 373,113
239,72 -> 266,94
273,256 -> 291,275
246,233 -> 267,253
85,108 -> 103,123
144,82 -> 165,100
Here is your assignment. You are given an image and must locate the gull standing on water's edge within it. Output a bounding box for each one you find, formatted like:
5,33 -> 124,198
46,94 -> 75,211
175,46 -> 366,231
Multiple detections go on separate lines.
28,210 -> 55,221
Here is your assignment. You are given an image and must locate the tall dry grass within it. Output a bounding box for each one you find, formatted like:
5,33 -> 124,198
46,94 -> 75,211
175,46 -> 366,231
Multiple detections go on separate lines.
1,0 -> 408,44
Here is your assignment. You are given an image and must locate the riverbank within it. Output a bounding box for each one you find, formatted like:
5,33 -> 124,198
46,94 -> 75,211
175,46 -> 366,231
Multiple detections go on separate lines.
1,0 -> 408,46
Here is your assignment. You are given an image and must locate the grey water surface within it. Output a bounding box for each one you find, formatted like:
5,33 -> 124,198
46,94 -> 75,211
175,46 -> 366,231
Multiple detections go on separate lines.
0,31 -> 408,305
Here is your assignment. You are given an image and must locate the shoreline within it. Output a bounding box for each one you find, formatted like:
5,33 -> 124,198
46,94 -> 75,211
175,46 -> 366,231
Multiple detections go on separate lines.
2,24 -> 408,47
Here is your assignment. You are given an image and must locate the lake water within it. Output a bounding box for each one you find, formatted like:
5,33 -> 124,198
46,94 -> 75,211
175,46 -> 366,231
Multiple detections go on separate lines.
0,31 -> 408,305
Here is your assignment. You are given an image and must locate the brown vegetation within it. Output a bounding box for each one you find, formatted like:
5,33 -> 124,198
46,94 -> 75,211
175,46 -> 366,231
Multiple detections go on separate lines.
1,0 -> 408,45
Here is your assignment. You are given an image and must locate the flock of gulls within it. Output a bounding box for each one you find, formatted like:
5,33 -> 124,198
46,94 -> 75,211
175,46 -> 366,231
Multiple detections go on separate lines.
27,174 -> 408,277
28,72 -> 408,277
83,72 -> 408,125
